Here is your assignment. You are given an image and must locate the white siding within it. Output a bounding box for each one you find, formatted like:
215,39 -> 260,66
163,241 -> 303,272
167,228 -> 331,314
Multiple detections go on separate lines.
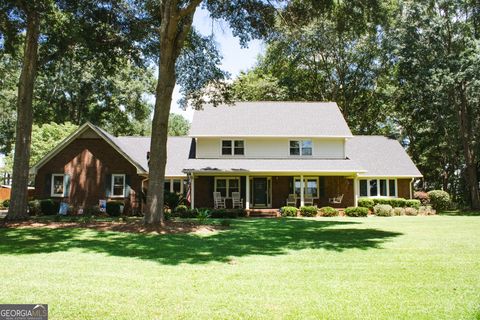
196,137 -> 345,159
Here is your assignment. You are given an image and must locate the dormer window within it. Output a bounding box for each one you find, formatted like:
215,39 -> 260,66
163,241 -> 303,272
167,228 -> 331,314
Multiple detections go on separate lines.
290,140 -> 312,156
222,140 -> 244,155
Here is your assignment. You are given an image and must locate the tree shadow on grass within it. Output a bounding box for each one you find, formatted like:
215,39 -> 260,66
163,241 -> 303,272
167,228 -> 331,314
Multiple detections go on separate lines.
0,218 -> 402,265
438,210 -> 480,216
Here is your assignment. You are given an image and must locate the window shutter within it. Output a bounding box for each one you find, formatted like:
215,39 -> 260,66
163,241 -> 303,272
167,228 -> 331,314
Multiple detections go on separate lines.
45,174 -> 52,196
125,174 -> 131,199
105,174 -> 112,198
63,174 -> 71,197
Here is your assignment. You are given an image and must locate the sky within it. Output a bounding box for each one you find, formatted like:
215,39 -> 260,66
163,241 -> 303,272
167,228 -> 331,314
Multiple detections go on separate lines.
170,7 -> 265,121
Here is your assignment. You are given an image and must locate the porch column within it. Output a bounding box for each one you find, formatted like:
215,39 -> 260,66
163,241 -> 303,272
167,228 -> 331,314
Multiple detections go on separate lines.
353,175 -> 359,207
190,173 -> 195,210
245,175 -> 250,210
300,175 -> 304,207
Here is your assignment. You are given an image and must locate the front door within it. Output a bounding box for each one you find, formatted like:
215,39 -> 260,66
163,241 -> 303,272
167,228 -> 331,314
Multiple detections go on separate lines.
253,178 -> 268,207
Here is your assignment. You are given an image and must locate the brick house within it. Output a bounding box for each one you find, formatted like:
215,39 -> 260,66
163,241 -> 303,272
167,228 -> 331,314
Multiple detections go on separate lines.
32,102 -> 422,212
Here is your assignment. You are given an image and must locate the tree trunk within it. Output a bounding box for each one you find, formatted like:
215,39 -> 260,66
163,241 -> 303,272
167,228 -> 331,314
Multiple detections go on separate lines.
7,11 -> 41,220
456,84 -> 480,209
144,48 -> 176,225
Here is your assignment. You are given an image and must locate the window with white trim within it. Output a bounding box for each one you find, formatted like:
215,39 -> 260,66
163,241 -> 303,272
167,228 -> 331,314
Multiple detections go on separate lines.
111,174 -> 125,197
290,140 -> 312,156
293,177 -> 319,198
214,177 -> 240,198
359,179 -> 397,197
51,174 -> 65,197
222,140 -> 244,155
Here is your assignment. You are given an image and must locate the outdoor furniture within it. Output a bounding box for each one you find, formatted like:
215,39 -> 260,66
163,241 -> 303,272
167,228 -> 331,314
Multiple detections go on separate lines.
329,194 -> 344,204
304,194 -> 314,206
286,194 -> 297,206
213,192 -> 226,209
232,192 -> 244,209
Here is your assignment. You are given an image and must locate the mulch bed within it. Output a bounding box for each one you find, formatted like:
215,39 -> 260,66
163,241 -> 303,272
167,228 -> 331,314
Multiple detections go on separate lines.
0,219 -> 227,235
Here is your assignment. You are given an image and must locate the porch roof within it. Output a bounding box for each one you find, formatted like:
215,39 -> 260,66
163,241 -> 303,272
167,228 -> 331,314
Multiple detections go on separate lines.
183,158 -> 365,175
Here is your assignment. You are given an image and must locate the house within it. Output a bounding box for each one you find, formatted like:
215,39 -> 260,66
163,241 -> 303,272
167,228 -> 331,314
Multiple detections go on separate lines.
31,102 -> 422,212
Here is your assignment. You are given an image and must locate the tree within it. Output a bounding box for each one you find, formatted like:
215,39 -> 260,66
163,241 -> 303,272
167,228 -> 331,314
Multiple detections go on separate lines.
168,113 -> 190,136
1,0 -> 146,219
141,0 -> 277,225
385,0 -> 480,208
4,122 -> 78,172
232,70 -> 288,101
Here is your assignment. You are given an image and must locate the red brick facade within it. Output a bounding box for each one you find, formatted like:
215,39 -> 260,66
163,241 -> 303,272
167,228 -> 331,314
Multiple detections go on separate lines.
34,137 -> 144,213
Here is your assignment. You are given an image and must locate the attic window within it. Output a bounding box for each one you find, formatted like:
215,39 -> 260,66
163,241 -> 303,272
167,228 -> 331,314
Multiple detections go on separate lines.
222,140 -> 244,156
290,140 -> 312,156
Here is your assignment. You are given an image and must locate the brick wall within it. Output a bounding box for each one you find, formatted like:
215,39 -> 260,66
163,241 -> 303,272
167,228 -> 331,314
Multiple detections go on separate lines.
34,137 -> 144,213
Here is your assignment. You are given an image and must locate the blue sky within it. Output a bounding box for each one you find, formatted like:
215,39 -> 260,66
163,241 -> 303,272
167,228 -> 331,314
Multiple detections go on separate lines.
170,7 -> 265,120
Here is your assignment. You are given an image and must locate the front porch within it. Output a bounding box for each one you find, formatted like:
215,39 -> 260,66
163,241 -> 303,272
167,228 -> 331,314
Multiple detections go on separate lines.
190,175 -> 356,210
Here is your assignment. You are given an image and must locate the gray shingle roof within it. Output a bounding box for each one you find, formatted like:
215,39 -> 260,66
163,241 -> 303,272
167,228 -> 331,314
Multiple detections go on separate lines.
114,136 -> 192,177
183,158 -> 365,174
189,102 -> 353,138
346,136 -> 422,177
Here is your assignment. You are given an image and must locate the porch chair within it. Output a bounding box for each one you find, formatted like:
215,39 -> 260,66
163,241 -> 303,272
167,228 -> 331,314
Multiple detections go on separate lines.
304,194 -> 314,206
213,192 -> 226,209
286,194 -> 297,206
328,194 -> 344,204
232,192 -> 244,209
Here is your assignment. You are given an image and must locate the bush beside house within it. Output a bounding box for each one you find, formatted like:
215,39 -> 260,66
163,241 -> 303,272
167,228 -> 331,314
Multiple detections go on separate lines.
345,207 -> 369,217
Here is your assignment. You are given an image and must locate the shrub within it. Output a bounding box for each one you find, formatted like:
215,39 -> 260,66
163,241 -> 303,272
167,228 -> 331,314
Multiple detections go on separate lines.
164,210 -> 172,221
427,190 -> 450,210
164,192 -> 183,209
300,206 -> 318,217
220,219 -> 231,227
174,205 -> 188,215
2,199 -> 10,208
414,191 -> 430,205
370,198 -> 407,207
405,199 -> 421,209
40,199 -> 60,215
319,206 -> 338,217
280,206 -> 298,217
28,200 -> 41,216
374,204 -> 393,216
358,198 -> 375,209
392,207 -> 406,216
106,201 -> 123,217
404,207 -> 418,216
197,210 -> 210,224
344,207 -> 369,217
177,208 -> 199,218
84,205 -> 102,216
418,205 -> 436,216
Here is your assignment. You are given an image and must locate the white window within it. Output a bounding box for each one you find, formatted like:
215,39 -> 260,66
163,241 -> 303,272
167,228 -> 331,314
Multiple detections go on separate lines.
164,178 -> 185,194
51,174 -> 65,197
290,140 -> 312,156
359,179 -> 397,197
111,174 -> 125,197
293,177 -> 319,198
222,140 -> 244,155
214,177 -> 240,198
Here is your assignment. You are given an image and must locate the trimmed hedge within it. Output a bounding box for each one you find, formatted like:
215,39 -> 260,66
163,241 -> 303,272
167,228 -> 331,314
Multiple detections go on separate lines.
414,191 -> 430,205
300,206 -> 318,217
358,198 -> 375,209
28,200 -> 41,216
106,201 -> 123,217
427,190 -> 450,210
319,206 -> 338,217
405,199 -> 421,209
405,207 -> 418,216
40,199 -> 60,215
392,207 -> 405,216
418,205 -> 436,216
174,205 -> 188,215
344,207 -> 369,217
210,209 -> 244,218
280,206 -> 298,217
374,204 -> 393,216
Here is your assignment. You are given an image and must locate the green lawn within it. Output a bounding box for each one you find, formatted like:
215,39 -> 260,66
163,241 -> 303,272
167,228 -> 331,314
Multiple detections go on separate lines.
0,216 -> 479,319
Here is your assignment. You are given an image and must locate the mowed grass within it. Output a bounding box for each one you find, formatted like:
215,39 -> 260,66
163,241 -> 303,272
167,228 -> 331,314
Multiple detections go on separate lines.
0,216 -> 479,319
